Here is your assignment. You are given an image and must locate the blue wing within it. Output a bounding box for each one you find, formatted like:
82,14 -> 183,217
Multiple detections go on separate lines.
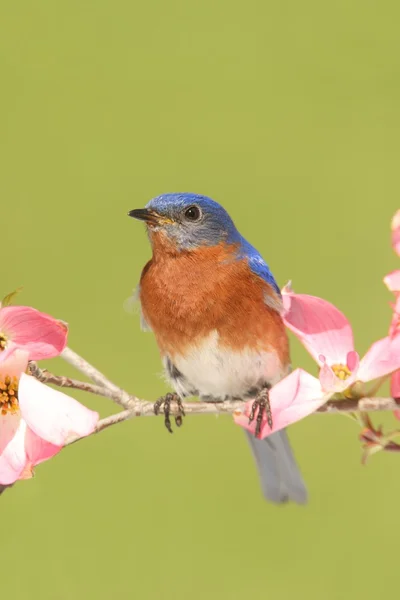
238,236 -> 283,312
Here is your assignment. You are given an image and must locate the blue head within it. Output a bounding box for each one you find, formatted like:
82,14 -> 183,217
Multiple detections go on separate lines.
128,193 -> 242,250
128,192 -> 281,295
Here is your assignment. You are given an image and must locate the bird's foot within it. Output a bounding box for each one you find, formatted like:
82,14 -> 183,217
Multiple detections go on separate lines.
154,393 -> 186,433
248,386 -> 273,438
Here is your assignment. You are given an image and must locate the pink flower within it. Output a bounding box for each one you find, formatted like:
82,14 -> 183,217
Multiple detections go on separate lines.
383,210 -> 400,417
281,285 -> 400,396
384,270 -> 400,294
391,210 -> 400,257
234,368 -> 330,439
235,285 -> 400,441
0,304 -> 68,360
386,298 -> 400,418
383,210 -> 400,294
390,371 -> 400,420
0,350 -> 98,484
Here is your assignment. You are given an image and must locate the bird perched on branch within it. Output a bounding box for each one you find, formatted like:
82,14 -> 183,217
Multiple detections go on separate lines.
128,193 -> 307,504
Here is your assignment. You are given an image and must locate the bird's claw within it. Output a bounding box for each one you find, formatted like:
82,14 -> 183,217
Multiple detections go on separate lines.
154,393 -> 185,433
248,386 -> 273,438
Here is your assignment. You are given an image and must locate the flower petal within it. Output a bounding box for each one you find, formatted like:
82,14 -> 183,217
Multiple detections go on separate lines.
391,369 -> 400,399
0,349 -> 29,379
0,414 -> 28,484
347,351 -> 359,372
318,363 -> 347,393
0,306 -> 68,360
282,291 -> 354,365
391,210 -> 400,256
25,427 -> 62,466
384,270 -> 400,293
18,374 -> 99,446
234,369 -> 327,438
358,336 -> 400,382
391,370 -> 400,420
389,302 -> 400,338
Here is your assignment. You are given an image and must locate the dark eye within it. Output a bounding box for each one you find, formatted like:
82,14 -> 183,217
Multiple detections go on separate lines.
184,205 -> 202,222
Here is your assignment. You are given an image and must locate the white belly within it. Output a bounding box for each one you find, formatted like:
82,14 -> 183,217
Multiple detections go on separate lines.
163,330 -> 287,399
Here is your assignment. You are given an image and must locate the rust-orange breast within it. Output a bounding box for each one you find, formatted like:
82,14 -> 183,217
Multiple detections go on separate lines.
139,235 -> 289,364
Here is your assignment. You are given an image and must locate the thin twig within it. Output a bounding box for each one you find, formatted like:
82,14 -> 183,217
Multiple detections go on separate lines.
316,397 -> 400,413
29,362 -> 134,409
66,409 -> 134,446
61,347 -> 121,393
64,396 -> 400,447
30,362 -> 400,416
59,347 -> 133,409
29,351 -> 400,450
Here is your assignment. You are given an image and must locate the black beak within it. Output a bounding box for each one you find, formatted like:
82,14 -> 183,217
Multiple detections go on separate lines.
128,208 -> 159,224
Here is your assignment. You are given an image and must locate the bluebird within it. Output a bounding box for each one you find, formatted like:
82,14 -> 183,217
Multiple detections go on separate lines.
128,193 -> 307,504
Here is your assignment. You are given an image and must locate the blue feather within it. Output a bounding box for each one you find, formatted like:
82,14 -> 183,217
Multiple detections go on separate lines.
144,192 -> 281,297
238,237 -> 281,297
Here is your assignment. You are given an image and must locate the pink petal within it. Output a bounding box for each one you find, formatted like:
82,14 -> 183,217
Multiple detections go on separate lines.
234,369 -> 327,439
0,349 -> 29,379
391,210 -> 400,256
384,270 -> 400,293
25,427 -> 62,466
391,369 -> 400,420
389,303 -> 400,338
319,363 -> 337,392
0,414 -> 28,484
0,306 -> 68,360
391,369 -> 400,399
358,336 -> 400,382
394,295 -> 400,313
347,351 -> 359,371
18,373 -> 99,446
282,291 -> 354,365
318,361 -> 358,394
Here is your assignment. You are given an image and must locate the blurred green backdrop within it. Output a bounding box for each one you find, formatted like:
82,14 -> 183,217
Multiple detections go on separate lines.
1,1 -> 400,599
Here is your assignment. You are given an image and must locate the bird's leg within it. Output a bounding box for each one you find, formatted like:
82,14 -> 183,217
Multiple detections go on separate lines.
248,385 -> 273,438
153,392 -> 186,433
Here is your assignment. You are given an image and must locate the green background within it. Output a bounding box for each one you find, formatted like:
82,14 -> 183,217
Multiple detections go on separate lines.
1,1 -> 399,599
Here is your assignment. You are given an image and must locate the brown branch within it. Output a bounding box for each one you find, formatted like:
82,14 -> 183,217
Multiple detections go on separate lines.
28,348 -> 400,450
317,397 -> 400,413
66,409 -> 134,445
61,347 -> 121,392
29,360 -> 400,447
30,361 -> 400,416
29,362 -> 135,409
64,396 -> 400,447
59,347 -> 133,409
